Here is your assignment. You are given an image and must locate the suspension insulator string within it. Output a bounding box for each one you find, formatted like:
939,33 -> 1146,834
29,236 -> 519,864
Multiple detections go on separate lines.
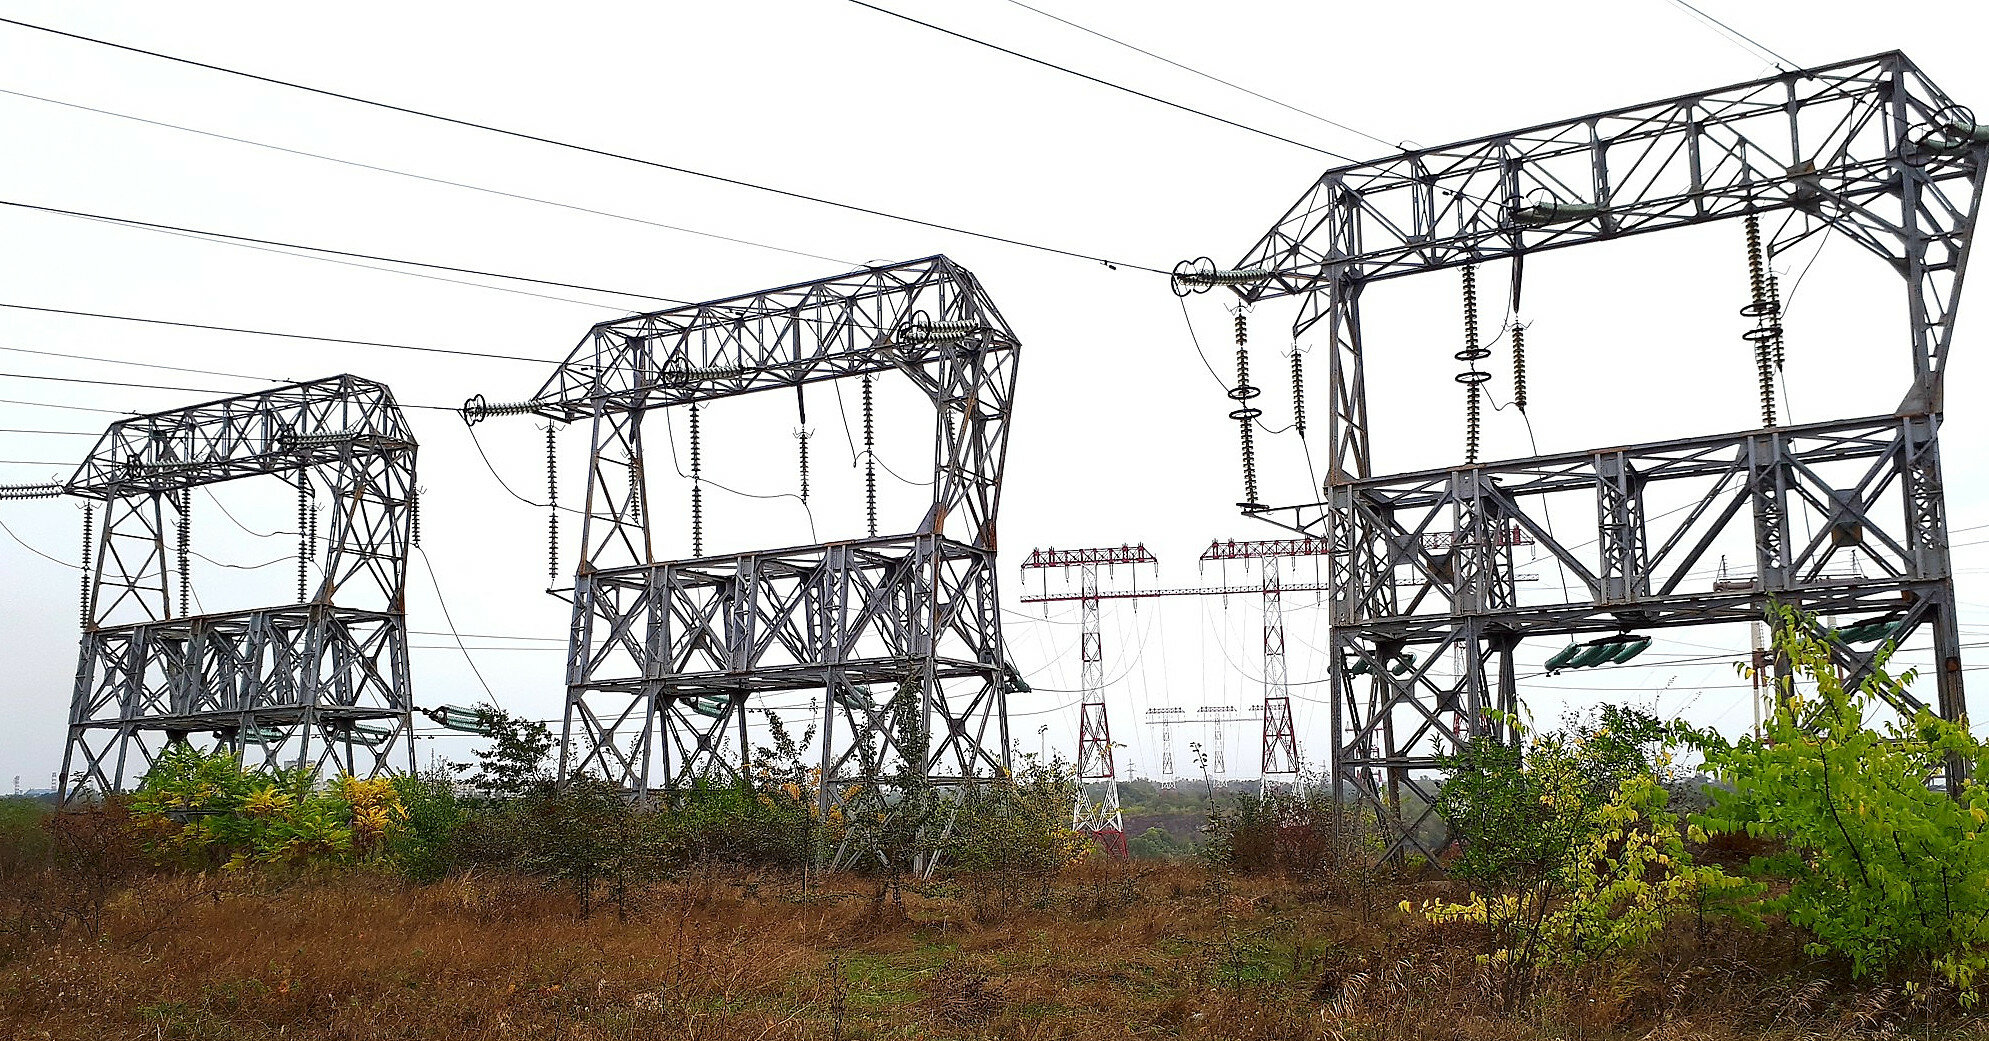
546,424 -> 559,586
689,405 -> 704,556
79,501 -> 93,629
176,489 -> 191,618
862,374 -> 877,538
1741,213 -> 1780,428
410,490 -> 421,548
627,456 -> 640,524
1288,345 -> 1307,439
1228,307 -> 1262,507
297,474 -> 309,602
795,385 -> 812,503
1454,266 -> 1491,464
1511,322 -> 1529,412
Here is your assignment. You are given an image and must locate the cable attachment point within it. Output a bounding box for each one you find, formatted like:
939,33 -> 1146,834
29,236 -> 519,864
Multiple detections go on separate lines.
1228,307 -> 1263,508
1454,266 -> 1491,464
460,394 -> 539,426
899,311 -> 982,343
1172,257 -> 1269,296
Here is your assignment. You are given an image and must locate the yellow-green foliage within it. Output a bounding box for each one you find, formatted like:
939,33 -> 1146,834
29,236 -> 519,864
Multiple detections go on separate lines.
1694,603 -> 1989,1003
130,746 -> 406,871
1412,766 -> 1753,972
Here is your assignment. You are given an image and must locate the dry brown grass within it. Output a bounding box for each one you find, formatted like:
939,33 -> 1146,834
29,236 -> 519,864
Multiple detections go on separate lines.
2,861 -> 1985,1041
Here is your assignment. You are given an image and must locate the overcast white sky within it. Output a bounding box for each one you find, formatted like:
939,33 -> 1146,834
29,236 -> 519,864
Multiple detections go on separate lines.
3,0 -> 1988,790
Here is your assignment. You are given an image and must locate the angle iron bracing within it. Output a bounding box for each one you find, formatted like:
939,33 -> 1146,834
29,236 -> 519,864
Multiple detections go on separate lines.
61,374 -> 418,801
1188,52 -> 1983,863
501,257 -> 1021,870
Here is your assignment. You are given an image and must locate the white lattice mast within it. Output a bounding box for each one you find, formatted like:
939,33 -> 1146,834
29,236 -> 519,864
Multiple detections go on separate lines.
1260,563 -> 1299,793
1073,562 -> 1123,854
1200,538 -> 1325,792
1019,543 -> 1157,859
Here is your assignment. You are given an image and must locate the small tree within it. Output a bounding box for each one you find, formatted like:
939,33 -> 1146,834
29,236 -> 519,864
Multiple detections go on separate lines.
461,705 -> 554,800
1693,603 -> 1989,1003
1416,706 -> 1753,1009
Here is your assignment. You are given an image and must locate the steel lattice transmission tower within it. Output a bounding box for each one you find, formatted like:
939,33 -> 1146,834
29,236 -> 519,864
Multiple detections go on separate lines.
1179,52 -> 1986,860
1199,538 -> 1329,795
469,257 -> 1021,854
57,375 -> 419,800
1020,543 -> 1157,857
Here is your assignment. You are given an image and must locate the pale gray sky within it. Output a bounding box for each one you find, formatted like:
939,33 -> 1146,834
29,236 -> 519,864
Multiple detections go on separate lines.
3,0 -> 1988,789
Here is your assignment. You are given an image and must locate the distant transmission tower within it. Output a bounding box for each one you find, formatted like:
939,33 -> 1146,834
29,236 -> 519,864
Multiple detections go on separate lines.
1021,544 -> 1156,857
1200,539 -> 1329,795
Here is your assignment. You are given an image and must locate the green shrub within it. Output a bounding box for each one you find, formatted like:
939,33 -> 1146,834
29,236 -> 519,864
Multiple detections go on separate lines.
387,772 -> 465,883
129,746 -> 406,871
1693,603 -> 1989,1003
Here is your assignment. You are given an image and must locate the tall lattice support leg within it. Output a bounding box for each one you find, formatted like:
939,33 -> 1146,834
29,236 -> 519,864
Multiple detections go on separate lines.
1072,562 -> 1125,856
561,404 -> 654,790
1259,563 -> 1299,794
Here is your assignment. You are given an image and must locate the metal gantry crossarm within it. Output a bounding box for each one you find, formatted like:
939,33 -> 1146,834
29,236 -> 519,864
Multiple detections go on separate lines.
1180,51 -> 1983,862
60,374 -> 419,801
472,256 -> 1022,860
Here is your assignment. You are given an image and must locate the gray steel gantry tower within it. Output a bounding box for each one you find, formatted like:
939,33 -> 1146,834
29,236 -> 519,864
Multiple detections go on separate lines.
1178,52 -> 1985,860
61,375 -> 419,799
485,256 -> 1020,825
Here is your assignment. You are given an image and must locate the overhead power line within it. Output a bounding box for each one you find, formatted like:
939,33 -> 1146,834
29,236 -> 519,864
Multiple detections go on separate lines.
0,86 -> 857,269
844,0 -> 1355,162
0,15 -> 1166,274
0,196 -> 678,309
994,0 -> 1394,151
0,366 -> 460,412
0,301 -> 559,367
1662,0 -> 1802,72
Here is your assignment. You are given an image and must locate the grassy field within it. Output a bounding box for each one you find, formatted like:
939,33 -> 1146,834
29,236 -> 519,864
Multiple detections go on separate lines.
5,861 -> 1982,1041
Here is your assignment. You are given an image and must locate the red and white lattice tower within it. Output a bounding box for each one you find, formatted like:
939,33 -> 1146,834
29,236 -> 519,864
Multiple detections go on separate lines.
1020,544 -> 1158,858
1201,538 -> 1328,794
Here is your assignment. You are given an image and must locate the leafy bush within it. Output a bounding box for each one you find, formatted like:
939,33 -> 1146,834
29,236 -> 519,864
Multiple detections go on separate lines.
1692,603 -> 1989,1003
1416,706 -> 1753,1007
129,746 -> 407,871
386,772 -> 466,883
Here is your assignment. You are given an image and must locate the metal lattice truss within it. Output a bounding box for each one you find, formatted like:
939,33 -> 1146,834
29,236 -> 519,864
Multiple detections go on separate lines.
1197,52 -> 1984,860
527,258 -> 1021,821
62,375 -> 417,799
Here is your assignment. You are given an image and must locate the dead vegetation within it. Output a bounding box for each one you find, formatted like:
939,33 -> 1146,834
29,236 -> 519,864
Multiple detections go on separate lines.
3,859 -> 1984,1041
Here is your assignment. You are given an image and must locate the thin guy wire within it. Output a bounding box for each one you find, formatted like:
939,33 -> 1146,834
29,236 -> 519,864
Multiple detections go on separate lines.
995,0 -> 1394,149
0,15 -> 1167,274
845,1 -> 1356,161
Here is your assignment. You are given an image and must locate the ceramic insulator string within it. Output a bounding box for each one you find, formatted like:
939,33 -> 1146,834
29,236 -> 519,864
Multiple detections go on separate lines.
296,474 -> 309,602
176,489 -> 191,618
1742,214 -> 1780,428
689,405 -> 704,556
79,501 -> 93,629
795,385 -> 811,503
546,425 -> 559,586
628,457 -> 640,524
862,375 -> 877,538
1228,309 -> 1261,506
1289,348 -> 1307,439
410,491 -> 421,548
1454,266 -> 1490,464
1511,323 -> 1529,412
